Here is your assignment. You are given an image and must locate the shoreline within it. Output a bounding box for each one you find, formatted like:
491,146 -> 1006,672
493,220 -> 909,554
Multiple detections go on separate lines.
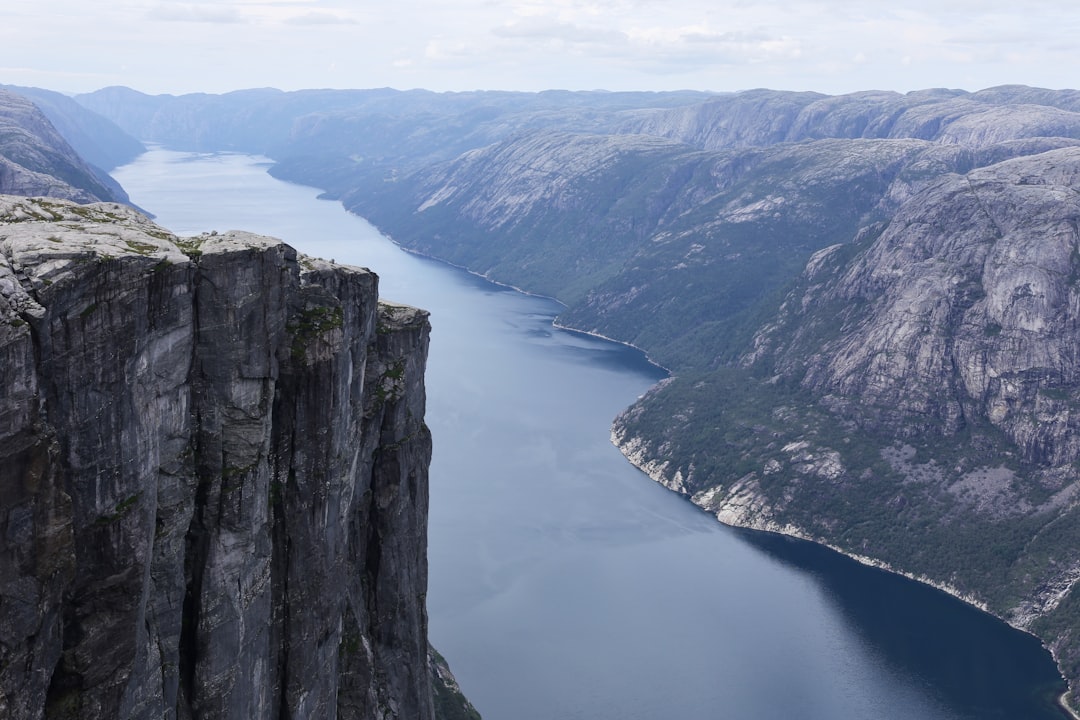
612,428 -> 1080,719
1063,693 -> 1080,720
354,217 -> 675,376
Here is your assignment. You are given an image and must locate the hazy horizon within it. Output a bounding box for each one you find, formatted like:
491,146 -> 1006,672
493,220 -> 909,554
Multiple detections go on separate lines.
5,1 -> 1079,97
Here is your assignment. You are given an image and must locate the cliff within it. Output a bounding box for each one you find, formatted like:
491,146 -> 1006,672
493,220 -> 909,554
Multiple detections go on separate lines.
0,196 -> 451,719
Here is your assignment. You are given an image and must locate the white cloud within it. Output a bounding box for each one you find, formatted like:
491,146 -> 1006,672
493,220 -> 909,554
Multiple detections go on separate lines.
145,3 -> 245,23
493,17 -> 627,46
283,11 -> 357,25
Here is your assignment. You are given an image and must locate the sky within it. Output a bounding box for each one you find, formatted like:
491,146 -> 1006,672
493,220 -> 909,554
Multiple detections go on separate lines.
3,0 -> 1079,97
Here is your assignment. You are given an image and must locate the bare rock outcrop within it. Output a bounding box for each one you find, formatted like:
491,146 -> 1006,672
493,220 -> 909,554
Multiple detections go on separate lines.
0,196 -> 437,719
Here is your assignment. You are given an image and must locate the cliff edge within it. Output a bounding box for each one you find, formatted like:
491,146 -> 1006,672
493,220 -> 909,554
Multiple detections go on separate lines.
0,196 -> 449,718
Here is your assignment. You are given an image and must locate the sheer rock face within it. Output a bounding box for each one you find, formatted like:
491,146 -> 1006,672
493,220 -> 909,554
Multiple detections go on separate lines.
0,196 -> 434,720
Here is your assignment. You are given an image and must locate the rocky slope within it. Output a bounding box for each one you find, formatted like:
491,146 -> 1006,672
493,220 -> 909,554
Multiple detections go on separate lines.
0,90 -> 129,204
611,147 -> 1080,708
0,196 -> 460,719
2,85 -> 145,172
346,127 -> 1080,371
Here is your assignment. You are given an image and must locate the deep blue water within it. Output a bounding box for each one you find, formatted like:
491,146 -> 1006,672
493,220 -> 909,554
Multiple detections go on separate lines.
113,149 -> 1068,720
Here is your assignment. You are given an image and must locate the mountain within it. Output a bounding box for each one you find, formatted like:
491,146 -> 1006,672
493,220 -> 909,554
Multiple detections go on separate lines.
2,85 -> 145,171
73,86 -> 716,194
0,195 -> 476,719
0,89 -> 130,204
612,148 -> 1080,697
619,85 -> 1080,150
60,82 -> 1080,713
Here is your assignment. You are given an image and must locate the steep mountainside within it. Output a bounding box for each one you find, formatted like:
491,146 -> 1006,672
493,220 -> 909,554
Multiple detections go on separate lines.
0,196 -> 472,719
2,85 -> 144,171
612,149 -> 1080,701
0,90 -> 129,204
348,128 -> 1080,370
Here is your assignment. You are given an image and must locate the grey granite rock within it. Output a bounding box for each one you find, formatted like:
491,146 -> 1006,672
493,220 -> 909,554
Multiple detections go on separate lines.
0,196 -> 438,719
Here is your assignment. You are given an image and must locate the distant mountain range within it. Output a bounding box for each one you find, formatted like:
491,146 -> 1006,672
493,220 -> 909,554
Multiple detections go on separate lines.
7,81 -> 1080,713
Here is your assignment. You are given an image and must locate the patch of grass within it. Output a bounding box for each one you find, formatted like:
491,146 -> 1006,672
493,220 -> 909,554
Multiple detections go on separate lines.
174,237 -> 205,258
124,239 -> 159,256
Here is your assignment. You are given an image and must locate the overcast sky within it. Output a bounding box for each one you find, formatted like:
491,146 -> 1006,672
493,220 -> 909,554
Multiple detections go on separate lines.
3,0 -> 1078,96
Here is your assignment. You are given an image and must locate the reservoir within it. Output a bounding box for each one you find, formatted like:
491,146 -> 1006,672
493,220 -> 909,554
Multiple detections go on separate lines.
113,149 -> 1069,720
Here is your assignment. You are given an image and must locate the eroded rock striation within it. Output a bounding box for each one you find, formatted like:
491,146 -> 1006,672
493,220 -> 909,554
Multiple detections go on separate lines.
0,196 -> 442,719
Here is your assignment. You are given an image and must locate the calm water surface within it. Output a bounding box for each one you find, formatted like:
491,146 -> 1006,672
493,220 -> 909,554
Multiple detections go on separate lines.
114,149 -> 1068,720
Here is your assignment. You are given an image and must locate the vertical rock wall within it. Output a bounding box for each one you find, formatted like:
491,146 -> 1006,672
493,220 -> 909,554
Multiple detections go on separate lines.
0,197 -> 435,720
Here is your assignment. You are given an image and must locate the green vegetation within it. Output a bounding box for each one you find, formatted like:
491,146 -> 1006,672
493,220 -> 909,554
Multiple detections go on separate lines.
287,304 -> 345,361
221,463 -> 258,494
429,648 -> 483,720
373,360 -> 409,409
123,238 -> 159,255
616,361 -> 1074,614
93,492 -> 142,526
173,237 -> 205,258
